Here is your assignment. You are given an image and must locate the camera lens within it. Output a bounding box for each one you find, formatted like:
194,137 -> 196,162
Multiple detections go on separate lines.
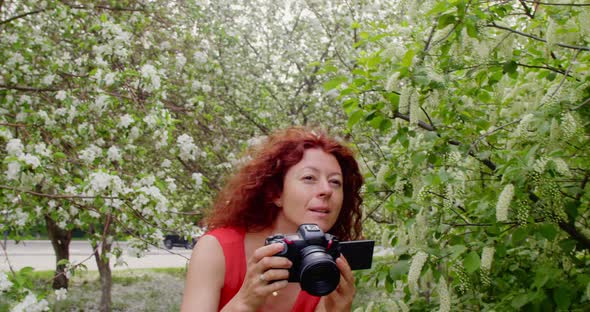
298,246 -> 340,296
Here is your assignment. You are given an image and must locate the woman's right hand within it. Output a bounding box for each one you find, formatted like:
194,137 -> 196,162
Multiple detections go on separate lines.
227,243 -> 292,311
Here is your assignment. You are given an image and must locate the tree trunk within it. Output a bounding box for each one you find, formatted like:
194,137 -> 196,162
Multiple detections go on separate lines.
90,220 -> 113,312
95,246 -> 112,312
45,215 -> 72,290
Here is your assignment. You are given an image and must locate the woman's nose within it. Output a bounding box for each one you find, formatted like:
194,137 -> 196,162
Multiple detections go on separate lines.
317,179 -> 333,197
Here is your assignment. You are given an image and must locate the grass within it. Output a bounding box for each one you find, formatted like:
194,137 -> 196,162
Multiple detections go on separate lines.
0,264 -> 391,311
0,268 -> 186,312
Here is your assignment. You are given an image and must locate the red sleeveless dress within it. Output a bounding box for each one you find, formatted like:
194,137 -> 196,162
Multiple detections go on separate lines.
207,227 -> 321,311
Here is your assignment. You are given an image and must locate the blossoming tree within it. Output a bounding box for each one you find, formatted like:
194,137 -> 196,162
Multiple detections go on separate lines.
328,0 -> 590,310
0,0 -> 377,310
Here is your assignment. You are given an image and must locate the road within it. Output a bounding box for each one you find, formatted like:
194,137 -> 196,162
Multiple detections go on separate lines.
0,240 -> 193,272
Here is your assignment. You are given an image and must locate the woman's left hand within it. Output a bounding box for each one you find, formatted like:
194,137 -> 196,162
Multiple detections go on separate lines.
315,255 -> 355,312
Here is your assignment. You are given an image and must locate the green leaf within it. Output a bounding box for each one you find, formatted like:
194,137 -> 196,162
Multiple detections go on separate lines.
449,244 -> 467,260
438,14 -> 457,29
389,260 -> 410,280
538,223 -> 558,241
57,259 -> 70,266
558,239 -> 576,253
411,152 -> 427,166
463,251 -> 480,273
401,49 -> 415,67
347,110 -> 365,128
553,287 -> 571,310
323,76 -> 348,91
502,60 -> 518,74
512,226 -> 529,245
511,292 -> 533,309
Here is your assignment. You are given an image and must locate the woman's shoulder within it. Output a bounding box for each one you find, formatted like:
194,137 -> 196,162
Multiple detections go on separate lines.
205,226 -> 246,245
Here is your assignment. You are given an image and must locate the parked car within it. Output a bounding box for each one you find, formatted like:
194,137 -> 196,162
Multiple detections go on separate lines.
163,234 -> 198,249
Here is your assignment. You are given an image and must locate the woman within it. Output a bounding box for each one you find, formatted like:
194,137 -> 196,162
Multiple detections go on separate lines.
181,127 -> 364,311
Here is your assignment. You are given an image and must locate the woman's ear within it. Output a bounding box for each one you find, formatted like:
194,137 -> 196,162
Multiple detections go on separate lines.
274,197 -> 282,208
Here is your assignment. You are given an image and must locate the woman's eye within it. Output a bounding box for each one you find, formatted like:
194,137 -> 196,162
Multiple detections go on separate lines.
330,180 -> 342,186
303,176 -> 315,181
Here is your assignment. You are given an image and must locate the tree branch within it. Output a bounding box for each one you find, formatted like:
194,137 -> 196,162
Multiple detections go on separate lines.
525,1 -> 590,7
0,122 -> 27,128
0,185 -> 120,200
487,23 -> 590,51
0,84 -> 60,92
0,8 -> 46,25
392,111 -> 498,171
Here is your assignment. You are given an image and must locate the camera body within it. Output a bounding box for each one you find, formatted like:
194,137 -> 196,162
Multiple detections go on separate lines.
265,223 -> 342,296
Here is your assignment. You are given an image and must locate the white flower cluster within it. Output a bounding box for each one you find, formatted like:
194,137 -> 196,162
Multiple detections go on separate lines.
399,86 -> 413,115
153,129 -> 169,149
91,94 -> 110,114
438,277 -> 450,312
409,92 -> 421,126
496,184 -> 514,222
137,185 -> 168,214
143,114 -> 158,129
532,157 -> 548,174
6,138 -> 24,156
79,144 -> 103,164
85,171 -> 126,196
140,64 -> 161,91
107,146 -> 122,162
118,114 -> 134,129
0,128 -> 13,140
3,139 -> 44,180
408,251 -> 428,292
375,164 -> 389,186
551,158 -> 570,177
192,172 -> 204,191
193,51 -> 208,64
561,112 -> 578,140
385,72 -> 400,92
0,272 -> 13,291
55,287 -> 67,301
513,113 -> 535,140
5,159 -> 21,180
176,53 -> 187,70
177,134 -> 199,161
165,177 -> 177,192
12,290 -> 49,312
409,209 -> 428,251
480,246 -> 495,271
246,135 -> 267,148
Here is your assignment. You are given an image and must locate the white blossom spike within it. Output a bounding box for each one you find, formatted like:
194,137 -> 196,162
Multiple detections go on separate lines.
496,184 -> 514,222
438,277 -> 450,312
408,251 -> 428,292
480,247 -> 495,271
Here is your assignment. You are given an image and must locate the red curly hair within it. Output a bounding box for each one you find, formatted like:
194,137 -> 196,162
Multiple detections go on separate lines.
205,127 -> 364,240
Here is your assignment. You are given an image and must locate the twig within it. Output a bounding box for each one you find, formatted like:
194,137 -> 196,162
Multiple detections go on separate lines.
467,119 -> 521,155
524,1 -> 590,7
487,23 -> 590,51
0,9 -> 46,25
0,84 -> 59,92
539,50 -> 581,109
0,185 -> 120,200
0,240 -> 15,275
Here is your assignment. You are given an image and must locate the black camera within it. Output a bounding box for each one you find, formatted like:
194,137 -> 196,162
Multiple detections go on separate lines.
265,223 -> 374,296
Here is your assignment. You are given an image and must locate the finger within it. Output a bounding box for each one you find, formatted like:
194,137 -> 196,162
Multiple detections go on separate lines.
257,255 -> 292,271
336,256 -> 354,284
264,279 -> 289,293
261,268 -> 290,282
251,243 -> 286,263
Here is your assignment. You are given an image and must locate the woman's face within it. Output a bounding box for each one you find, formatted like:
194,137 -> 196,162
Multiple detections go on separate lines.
274,148 -> 344,233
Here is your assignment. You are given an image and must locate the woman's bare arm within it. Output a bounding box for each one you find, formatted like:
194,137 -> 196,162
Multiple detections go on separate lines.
180,235 -> 225,312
